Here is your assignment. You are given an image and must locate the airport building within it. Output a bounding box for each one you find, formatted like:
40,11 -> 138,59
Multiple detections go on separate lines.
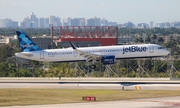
0,35 -> 17,45
52,26 -> 118,46
162,35 -> 180,43
0,35 -> 55,50
117,36 -> 135,44
31,38 -> 54,49
56,41 -> 100,48
0,26 -> 138,47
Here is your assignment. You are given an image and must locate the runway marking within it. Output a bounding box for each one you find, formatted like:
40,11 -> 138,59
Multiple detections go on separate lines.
130,100 -> 180,107
176,88 -> 180,90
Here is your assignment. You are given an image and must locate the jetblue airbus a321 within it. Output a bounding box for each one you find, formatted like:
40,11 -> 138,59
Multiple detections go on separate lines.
15,30 -> 169,69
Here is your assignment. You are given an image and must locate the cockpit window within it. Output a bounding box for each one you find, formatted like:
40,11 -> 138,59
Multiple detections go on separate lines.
158,47 -> 164,49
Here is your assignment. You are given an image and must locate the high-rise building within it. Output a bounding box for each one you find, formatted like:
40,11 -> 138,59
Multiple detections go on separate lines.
124,21 -> 135,28
30,12 -> 38,28
11,21 -> 18,28
86,17 -> 101,26
31,12 -> 36,21
21,17 -> 31,28
38,18 -> 45,28
86,18 -> 95,26
150,21 -> 153,28
164,22 -> 171,28
0,19 -> 18,28
137,23 -> 149,28
62,17 -> 71,26
80,19 -> 85,26
0,19 -> 5,28
71,18 -> 84,26
44,18 -> 49,28
95,17 -> 101,26
49,16 -> 56,26
49,16 -> 61,26
101,18 -> 108,26
54,17 -> 61,26
108,22 -> 118,26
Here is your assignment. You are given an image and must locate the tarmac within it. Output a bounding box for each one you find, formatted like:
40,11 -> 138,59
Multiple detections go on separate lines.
1,96 -> 180,108
0,78 -> 180,108
1,82 -> 180,90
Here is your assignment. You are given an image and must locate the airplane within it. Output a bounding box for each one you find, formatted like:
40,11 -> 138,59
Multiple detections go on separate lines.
15,30 -> 169,69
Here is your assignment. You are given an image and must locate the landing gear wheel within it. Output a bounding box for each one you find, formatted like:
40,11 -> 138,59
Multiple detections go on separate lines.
151,61 -> 154,66
150,58 -> 154,66
90,65 -> 96,69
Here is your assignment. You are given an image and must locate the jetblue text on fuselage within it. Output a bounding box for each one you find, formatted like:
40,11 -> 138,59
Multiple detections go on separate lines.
123,46 -> 147,54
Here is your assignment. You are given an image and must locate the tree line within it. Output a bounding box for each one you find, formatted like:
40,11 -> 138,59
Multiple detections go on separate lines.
1,27 -> 180,36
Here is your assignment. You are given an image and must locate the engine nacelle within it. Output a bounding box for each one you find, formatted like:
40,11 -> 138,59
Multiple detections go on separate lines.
101,55 -> 115,65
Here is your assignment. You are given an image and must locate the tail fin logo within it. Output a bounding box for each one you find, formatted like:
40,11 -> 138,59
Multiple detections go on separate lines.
16,30 -> 42,52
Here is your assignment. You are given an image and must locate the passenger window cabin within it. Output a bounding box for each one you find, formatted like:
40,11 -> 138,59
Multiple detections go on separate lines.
158,47 -> 164,49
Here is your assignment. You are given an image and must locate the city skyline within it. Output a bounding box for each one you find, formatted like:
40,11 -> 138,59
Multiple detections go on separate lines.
1,13 -> 180,28
1,0 -> 180,25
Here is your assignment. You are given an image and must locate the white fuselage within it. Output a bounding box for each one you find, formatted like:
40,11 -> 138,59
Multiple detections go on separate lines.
15,44 -> 169,62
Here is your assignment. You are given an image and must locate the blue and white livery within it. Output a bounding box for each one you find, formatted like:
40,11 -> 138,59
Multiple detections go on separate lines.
17,30 -> 42,52
15,30 -> 169,68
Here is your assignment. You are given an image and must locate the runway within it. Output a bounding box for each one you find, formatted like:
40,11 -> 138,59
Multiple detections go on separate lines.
0,82 -> 180,90
1,96 -> 180,108
1,78 -> 180,108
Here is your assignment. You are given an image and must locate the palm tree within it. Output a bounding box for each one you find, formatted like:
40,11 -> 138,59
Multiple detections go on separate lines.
158,37 -> 164,45
135,38 -> 139,43
151,34 -> 157,44
139,37 -> 144,43
145,36 -> 151,43
152,34 -> 157,40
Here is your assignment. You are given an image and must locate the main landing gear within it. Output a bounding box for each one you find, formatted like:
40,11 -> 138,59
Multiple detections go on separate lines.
89,59 -> 97,69
90,65 -> 96,69
150,58 -> 154,66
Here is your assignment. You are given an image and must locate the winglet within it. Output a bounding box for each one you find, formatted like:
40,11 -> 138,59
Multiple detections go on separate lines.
69,42 -> 76,49
76,43 -> 80,48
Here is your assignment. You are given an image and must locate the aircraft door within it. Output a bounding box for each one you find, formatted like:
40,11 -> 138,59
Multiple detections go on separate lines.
149,45 -> 154,53
40,51 -> 44,59
73,51 -> 78,57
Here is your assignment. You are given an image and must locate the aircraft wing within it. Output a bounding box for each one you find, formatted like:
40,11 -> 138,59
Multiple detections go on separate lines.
76,49 -> 102,61
70,42 -> 102,61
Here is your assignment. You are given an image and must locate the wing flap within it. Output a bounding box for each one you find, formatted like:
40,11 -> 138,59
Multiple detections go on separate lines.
69,42 -> 102,61
75,49 -> 102,60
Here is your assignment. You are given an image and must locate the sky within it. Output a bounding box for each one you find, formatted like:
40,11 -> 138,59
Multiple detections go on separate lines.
0,0 -> 180,24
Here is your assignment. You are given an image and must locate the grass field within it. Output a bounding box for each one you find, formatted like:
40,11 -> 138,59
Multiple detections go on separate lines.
0,89 -> 180,106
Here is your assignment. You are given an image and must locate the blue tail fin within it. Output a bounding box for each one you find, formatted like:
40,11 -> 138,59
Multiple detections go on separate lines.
16,30 -> 42,52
